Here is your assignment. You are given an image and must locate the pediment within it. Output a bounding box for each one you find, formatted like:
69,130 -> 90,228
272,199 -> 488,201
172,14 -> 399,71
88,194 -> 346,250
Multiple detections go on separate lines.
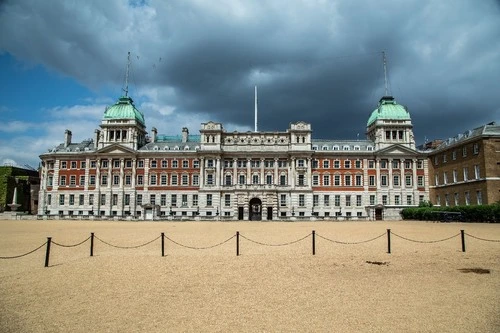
377,144 -> 418,156
96,143 -> 137,155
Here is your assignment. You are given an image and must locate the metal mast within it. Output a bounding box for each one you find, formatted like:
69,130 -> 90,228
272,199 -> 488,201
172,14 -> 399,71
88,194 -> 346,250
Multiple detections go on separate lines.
382,51 -> 389,96
124,51 -> 131,97
254,85 -> 258,132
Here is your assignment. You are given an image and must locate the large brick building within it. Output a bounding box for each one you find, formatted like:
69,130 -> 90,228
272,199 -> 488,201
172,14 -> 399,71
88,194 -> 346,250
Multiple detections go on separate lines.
427,122 -> 500,206
38,94 -> 429,220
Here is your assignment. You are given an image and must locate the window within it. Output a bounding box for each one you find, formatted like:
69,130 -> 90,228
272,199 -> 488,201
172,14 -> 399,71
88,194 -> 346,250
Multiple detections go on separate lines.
418,176 -> 424,187
443,172 -> 448,185
238,160 -> 247,168
345,175 -> 351,186
393,175 -> 400,187
312,175 -> 319,186
334,160 -> 340,168
160,194 -> 166,206
436,195 -> 440,206
47,175 -> 53,186
59,194 -> 65,205
462,146 -> 467,157
405,160 -> 412,169
280,194 -> 287,207
368,160 -> 375,169
137,160 -> 144,168
312,160 -> 318,168
392,160 -> 399,169
299,194 -> 305,207
355,160 -> 361,168
464,192 -> 470,205
323,175 -> 330,186
323,160 -> 329,168
395,195 -> 400,205
356,195 -> 362,207
452,151 -> 457,160
193,160 -> 200,168
90,161 -> 96,168
206,194 -> 212,206
171,175 -> 178,185
137,175 -> 143,185
298,174 -> 305,186
70,175 -> 76,186
61,161 -> 67,169
407,195 -> 413,205
324,195 -> 330,206
60,176 -> 66,186
224,194 -> 231,207
193,175 -> 199,186
113,194 -> 119,206
79,195 -> 84,205
101,175 -> 108,185
334,195 -> 340,207
100,194 -> 106,205
435,174 -> 439,186
161,160 -> 167,168
381,175 -> 387,186
334,175 -> 340,186
251,160 -> 261,168
417,160 -> 423,169
344,160 -> 351,168
90,175 -> 96,185
463,167 -> 469,181
239,175 -> 246,185
382,195 -> 388,205
454,193 -> 459,206
136,194 -> 142,206
476,191 -> 482,205
183,160 -> 189,168
125,194 -> 131,206
69,195 -> 75,206
266,174 -> 273,185
405,175 -> 412,187
369,175 -> 375,186
370,195 -> 375,205
206,174 -> 214,185
206,160 -> 213,168
182,194 -> 188,206
280,175 -> 286,186
171,194 -> 177,206
345,195 -> 351,207
89,194 -> 94,205
193,194 -> 198,206
113,175 -> 120,185
182,174 -> 189,185
71,161 -> 77,169
79,175 -> 85,186
126,160 -> 132,168
443,154 -> 447,163
160,174 -> 167,185
453,170 -> 457,183
102,160 -> 108,168
355,175 -> 362,186
151,160 -> 157,168
474,165 -> 480,179
473,143 -> 479,154
225,174 -> 232,186
313,195 -> 319,206
380,160 -> 387,169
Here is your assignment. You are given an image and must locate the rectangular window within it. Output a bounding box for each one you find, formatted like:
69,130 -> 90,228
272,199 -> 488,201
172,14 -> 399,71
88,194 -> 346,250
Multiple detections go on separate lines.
344,160 -> 351,168
113,194 -> 118,206
182,174 -> 189,185
225,174 -> 232,186
299,194 -> 305,207
453,170 -> 457,183
464,192 -> 470,205
89,194 -> 94,205
463,167 -> 468,181
60,176 -> 66,186
183,160 -> 189,168
334,175 -> 340,186
113,175 -> 120,185
224,194 -> 231,207
101,160 -> 108,168
474,165 -> 480,179
452,151 -> 456,160
59,194 -> 65,205
312,160 -> 318,168
476,191 -> 482,205
161,160 -> 167,168
454,193 -> 459,206
443,154 -> 447,163
206,160 -> 213,168
113,160 -> 120,168
462,146 -> 467,157
297,160 -> 305,168
280,175 -> 286,186
323,160 -> 329,168
160,174 -> 167,185
405,175 -> 412,187
473,143 -> 479,154
70,175 -> 76,186
79,195 -> 84,205
407,195 -> 413,205
369,175 -> 375,186
239,175 -> 246,185
100,194 -> 106,205
395,195 -> 400,205
417,160 -> 423,169
324,195 -> 330,206
356,195 -> 362,207
150,194 -> 156,205
69,194 -> 75,206
298,174 -> 305,186
61,161 -> 67,169
171,175 -> 178,185
206,174 -> 213,185
79,175 -> 85,186
193,174 -> 199,186
380,160 -> 387,169
206,194 -> 212,206
193,160 -> 200,168
381,175 -> 387,186
280,194 -> 287,207
355,175 -> 362,186
345,175 -> 351,186
90,161 -> 96,168
345,195 -> 351,207
435,174 -> 439,186
171,194 -> 177,206
334,195 -> 341,207
368,160 -> 375,169
334,160 -> 340,168
192,194 -> 198,206
382,195 -> 388,205
418,176 -> 424,187
182,194 -> 188,206
312,175 -> 319,186
101,175 -> 108,185
252,174 -> 259,184
313,195 -> 319,206
125,194 -> 130,206
160,194 -> 166,206
323,175 -> 330,186
392,160 -> 399,169
266,174 -> 273,185
393,175 -> 400,186
71,161 -> 77,169
370,195 -> 375,205
125,160 -> 132,168
89,175 -> 96,185
136,194 -> 142,206
355,160 -> 361,168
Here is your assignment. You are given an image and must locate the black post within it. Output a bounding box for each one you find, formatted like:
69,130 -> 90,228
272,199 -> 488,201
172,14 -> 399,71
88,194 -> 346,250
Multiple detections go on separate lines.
90,232 -> 94,257
461,230 -> 466,252
312,230 -> 316,255
44,237 -> 52,267
236,231 -> 240,256
161,232 -> 165,257
387,229 -> 391,254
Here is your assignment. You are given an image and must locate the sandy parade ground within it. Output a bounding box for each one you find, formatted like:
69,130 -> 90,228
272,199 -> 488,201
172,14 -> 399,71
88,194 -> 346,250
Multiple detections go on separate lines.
0,219 -> 499,333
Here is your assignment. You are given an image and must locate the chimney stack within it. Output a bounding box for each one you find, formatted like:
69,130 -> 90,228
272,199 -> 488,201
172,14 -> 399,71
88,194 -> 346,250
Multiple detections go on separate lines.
94,129 -> 100,148
151,127 -> 158,143
182,127 -> 189,143
64,129 -> 72,147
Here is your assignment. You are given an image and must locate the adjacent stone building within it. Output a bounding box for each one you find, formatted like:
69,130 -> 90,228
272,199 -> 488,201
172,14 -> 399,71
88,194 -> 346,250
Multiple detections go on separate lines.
427,122 -> 500,206
38,94 -> 429,220
0,166 -> 40,214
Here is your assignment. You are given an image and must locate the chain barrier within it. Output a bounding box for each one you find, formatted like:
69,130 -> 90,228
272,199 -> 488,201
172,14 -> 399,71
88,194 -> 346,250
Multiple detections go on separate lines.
52,236 -> 91,248
391,232 -> 460,243
164,234 -> 235,250
0,241 -> 48,259
465,233 -> 500,242
239,233 -> 311,246
316,232 -> 386,245
94,235 -> 161,249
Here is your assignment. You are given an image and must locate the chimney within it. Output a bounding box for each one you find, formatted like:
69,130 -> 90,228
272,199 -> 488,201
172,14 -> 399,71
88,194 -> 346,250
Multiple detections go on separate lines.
151,127 -> 158,143
182,127 -> 189,143
64,129 -> 72,147
94,129 -> 100,148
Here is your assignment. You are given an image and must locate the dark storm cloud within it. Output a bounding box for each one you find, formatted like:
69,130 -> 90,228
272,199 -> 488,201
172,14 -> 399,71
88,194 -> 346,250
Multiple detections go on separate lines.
1,0 -> 499,143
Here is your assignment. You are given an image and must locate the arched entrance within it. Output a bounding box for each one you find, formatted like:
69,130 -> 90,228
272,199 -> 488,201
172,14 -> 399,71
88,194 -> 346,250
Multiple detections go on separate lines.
249,198 -> 262,221
374,204 -> 384,220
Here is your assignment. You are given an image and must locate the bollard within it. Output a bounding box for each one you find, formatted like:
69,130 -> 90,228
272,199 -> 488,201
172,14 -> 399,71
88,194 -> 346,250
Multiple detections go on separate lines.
236,231 -> 240,256
312,230 -> 316,255
461,230 -> 466,252
90,232 -> 94,257
161,232 -> 165,257
387,229 -> 391,254
45,237 -> 52,267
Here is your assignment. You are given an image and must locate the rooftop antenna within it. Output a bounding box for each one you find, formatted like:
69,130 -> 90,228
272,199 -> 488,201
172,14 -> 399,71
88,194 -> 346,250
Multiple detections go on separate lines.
254,85 -> 258,132
382,51 -> 389,96
124,51 -> 131,97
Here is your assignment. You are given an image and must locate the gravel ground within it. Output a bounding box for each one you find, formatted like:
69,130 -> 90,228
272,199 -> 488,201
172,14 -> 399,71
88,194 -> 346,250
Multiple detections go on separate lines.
0,220 -> 499,332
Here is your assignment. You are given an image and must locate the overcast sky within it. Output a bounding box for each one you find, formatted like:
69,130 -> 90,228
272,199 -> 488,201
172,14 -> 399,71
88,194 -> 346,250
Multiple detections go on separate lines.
1,0 -> 499,168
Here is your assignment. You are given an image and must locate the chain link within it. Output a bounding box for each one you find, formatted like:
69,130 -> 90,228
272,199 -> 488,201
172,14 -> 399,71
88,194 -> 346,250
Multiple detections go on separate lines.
95,235 -> 161,249
239,233 -> 311,246
391,232 -> 460,243
0,241 -> 48,259
164,234 -> 235,250
52,236 -> 91,248
465,233 -> 500,242
316,232 -> 386,245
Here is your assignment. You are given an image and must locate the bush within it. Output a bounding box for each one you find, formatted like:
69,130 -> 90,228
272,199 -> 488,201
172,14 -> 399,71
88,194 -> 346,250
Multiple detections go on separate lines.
401,203 -> 500,223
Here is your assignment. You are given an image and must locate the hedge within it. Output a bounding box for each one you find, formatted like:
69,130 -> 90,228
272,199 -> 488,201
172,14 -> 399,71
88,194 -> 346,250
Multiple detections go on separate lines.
401,203 -> 500,222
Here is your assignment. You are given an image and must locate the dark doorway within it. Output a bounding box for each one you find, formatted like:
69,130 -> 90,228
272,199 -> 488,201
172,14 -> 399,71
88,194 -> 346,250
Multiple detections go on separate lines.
267,207 -> 273,220
238,207 -> 244,220
375,208 -> 383,220
249,198 -> 262,221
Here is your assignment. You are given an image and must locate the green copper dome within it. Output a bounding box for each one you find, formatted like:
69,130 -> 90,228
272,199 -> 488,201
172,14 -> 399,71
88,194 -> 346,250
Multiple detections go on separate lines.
367,96 -> 410,126
103,96 -> 145,125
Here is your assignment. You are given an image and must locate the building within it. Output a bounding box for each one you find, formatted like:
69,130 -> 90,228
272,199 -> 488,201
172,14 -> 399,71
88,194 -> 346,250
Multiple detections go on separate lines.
0,166 -> 40,214
427,122 -> 500,206
38,94 -> 429,220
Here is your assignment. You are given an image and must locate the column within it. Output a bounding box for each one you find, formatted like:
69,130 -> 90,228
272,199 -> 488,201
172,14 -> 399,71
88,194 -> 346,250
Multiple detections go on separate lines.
199,158 -> 205,187
216,158 -> 221,186
274,158 -> 279,185
290,157 -> 296,189
233,158 -> 237,186
246,158 -> 251,185
260,158 -> 265,185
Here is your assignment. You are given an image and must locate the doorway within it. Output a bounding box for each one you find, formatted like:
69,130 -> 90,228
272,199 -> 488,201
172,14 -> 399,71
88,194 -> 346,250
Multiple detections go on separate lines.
267,206 -> 273,220
375,208 -> 383,220
238,207 -> 244,220
249,198 -> 262,221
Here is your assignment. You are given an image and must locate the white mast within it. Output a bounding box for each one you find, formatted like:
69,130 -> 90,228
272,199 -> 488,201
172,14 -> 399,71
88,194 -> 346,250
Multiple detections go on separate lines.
254,85 -> 258,132
124,51 -> 131,97
382,51 -> 389,96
